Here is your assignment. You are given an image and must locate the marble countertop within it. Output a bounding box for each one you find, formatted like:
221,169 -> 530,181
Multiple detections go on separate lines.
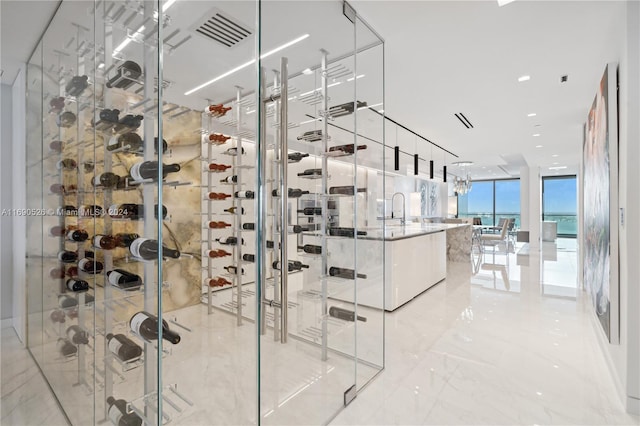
358,223 -> 470,241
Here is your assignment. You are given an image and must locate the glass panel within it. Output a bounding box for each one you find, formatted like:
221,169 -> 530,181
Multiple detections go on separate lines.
458,180 -> 495,225
543,176 -> 577,237
495,179 -> 521,228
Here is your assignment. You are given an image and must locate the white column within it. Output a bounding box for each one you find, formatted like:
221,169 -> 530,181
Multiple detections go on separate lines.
519,165 -> 541,250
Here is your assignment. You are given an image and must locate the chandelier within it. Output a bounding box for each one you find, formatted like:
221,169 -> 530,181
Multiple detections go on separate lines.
452,161 -> 473,195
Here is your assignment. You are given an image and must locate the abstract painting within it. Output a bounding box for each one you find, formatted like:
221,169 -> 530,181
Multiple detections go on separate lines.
582,63 -> 619,344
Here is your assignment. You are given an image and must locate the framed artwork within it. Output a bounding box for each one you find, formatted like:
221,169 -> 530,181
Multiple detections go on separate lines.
582,62 -> 619,344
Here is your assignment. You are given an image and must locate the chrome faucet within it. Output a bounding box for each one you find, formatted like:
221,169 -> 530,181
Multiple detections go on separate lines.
391,192 -> 406,225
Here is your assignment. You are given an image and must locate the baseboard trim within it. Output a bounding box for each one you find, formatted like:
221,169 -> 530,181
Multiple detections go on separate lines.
1,318 -> 12,329
589,310 -> 627,408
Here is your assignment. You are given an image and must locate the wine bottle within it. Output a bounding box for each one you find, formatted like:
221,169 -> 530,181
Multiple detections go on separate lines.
297,130 -> 323,142
107,269 -> 143,291
66,266 -> 79,277
204,277 -> 232,287
220,175 -> 237,183
66,325 -> 89,345
297,168 -> 322,177
266,240 -> 278,249
58,295 -> 78,309
92,108 -> 119,128
49,225 -> 67,237
91,172 -> 121,188
225,147 -> 245,156
130,161 -> 181,181
224,265 -> 244,275
50,309 -> 66,323
65,75 -> 89,97
327,227 -> 368,237
272,261 -> 308,272
106,334 -> 143,362
58,250 -> 78,263
234,190 -> 254,199
50,184 -> 66,195
66,229 -> 88,242
205,249 -> 231,258
107,133 -> 143,152
328,266 -> 367,279
129,238 -> 180,260
298,244 -> 322,254
290,260 -> 309,269
57,111 -> 76,128
288,152 -> 309,163
93,234 -> 117,250
208,192 -> 232,200
106,60 -> 142,89
297,207 -> 322,216
287,225 -> 307,234
50,266 -> 66,279
57,338 -> 77,357
208,163 -> 232,172
56,158 -> 77,170
49,140 -> 64,152
114,114 -> 143,132
328,143 -> 367,154
242,223 -> 255,230
78,258 -> 104,274
272,188 -> 310,198
207,221 -> 232,229
108,204 -> 167,220
215,236 -> 243,246
329,186 -> 366,195
329,306 -> 367,322
49,97 -> 65,114
84,162 -> 95,173
80,205 -> 104,217
224,207 -> 244,214
114,233 -> 140,248
206,104 -> 232,117
208,133 -> 231,143
242,254 -> 255,262
106,396 -> 143,426
129,311 -> 181,344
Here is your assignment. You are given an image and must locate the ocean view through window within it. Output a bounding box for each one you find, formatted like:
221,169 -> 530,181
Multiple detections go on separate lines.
542,175 -> 577,237
457,179 -> 520,228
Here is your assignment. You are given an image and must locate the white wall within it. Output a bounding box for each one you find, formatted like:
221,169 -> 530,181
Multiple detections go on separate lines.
1,83 -> 14,323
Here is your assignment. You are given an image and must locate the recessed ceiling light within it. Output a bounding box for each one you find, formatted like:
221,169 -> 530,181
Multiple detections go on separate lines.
534,124 -> 541,127
481,166 -> 486,169
549,166 -> 567,170
452,161 -> 474,166
302,68 -> 313,75
552,154 -> 559,157
497,0 -> 516,6
536,145 -> 543,148
518,75 -> 531,82
527,113 -> 536,117
552,162 -> 559,165
533,134 -> 541,137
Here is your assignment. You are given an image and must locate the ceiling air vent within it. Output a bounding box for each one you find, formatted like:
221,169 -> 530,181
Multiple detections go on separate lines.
454,113 -> 474,129
192,8 -> 253,48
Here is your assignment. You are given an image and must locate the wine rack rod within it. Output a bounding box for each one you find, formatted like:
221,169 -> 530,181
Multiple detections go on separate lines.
234,86 -> 243,326
259,67 -> 268,337
205,98 -> 214,315
320,49 -> 329,362
279,57 -> 289,344
272,69 -> 281,342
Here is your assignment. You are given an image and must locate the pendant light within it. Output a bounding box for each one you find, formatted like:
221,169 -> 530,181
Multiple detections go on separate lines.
394,127 -> 399,171
413,135 -> 418,175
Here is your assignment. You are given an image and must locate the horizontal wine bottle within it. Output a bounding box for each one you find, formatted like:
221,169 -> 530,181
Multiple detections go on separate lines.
57,338 -> 77,357
50,266 -> 66,279
328,227 -> 368,237
66,278 -> 89,292
242,223 -> 255,230
93,234 -> 117,250
225,147 -> 245,156
328,143 -> 367,154
288,152 -> 309,163
107,269 -> 142,291
114,233 -> 140,248
215,236 -> 243,246
114,114 -> 143,132
208,192 -> 232,200
297,168 -> 322,177
58,250 -> 78,263
65,75 -> 88,97
58,294 -> 78,309
92,108 -> 119,127
50,183 -> 76,195
130,161 -> 181,181
329,186 -> 366,195
106,60 -> 142,89
56,158 -> 77,170
49,140 -> 64,152
208,133 -> 231,143
273,260 -> 309,272
329,306 -> 367,322
106,396 -> 143,426
107,133 -> 142,152
288,225 -> 307,234
78,258 -> 104,274
129,238 -> 180,260
49,225 -> 67,237
129,311 -> 181,344
207,221 -> 232,229
224,207 -> 245,214
208,163 -> 232,172
298,244 -> 322,254
205,277 -> 232,287
108,203 -> 167,220
205,249 -> 232,258
66,266 -> 79,278
206,103 -> 232,117
106,334 -> 143,362
220,175 -> 237,183
234,190 -> 254,199
242,254 -> 255,262
224,265 -> 244,275
91,172 -> 121,188
66,325 -> 89,345
50,309 -> 66,324
328,266 -> 367,279
272,188 -> 310,198
297,130 -> 323,142
49,97 -> 65,114
297,207 -> 322,216
83,162 -> 95,173
57,111 -> 76,128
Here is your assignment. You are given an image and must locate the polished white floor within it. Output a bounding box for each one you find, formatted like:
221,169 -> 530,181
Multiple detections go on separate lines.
2,239 -> 639,425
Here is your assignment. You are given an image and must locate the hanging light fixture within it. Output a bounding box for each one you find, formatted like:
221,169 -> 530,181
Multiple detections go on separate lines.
452,161 -> 474,195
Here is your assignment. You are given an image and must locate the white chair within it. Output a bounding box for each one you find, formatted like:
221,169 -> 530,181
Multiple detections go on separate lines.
481,219 -> 509,253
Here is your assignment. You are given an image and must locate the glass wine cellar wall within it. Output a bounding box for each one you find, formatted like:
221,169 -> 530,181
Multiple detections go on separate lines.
24,0 -> 385,424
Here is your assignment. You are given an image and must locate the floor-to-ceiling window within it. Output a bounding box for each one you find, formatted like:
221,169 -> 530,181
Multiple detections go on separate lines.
542,175 -> 577,237
458,179 -> 520,227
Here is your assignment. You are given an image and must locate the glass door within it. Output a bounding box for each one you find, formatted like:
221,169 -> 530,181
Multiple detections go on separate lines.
542,175 -> 578,237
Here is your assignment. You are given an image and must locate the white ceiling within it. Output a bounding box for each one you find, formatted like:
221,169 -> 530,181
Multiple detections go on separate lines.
1,0 -> 628,181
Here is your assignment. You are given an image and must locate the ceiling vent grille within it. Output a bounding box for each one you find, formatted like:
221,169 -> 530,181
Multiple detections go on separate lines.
193,9 -> 253,48
454,112 -> 474,129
